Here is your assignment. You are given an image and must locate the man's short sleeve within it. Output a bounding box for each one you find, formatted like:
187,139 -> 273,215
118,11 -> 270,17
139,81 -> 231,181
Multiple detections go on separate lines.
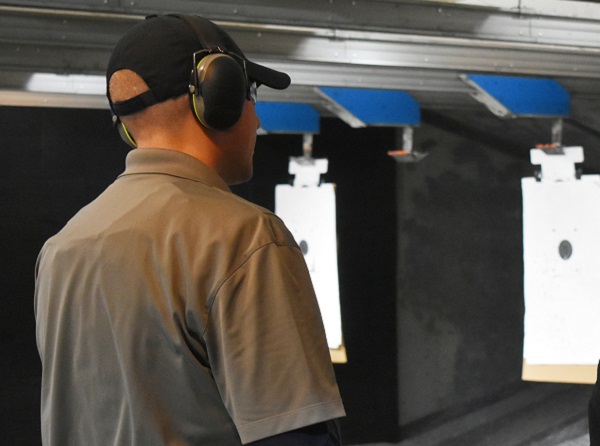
204,239 -> 345,444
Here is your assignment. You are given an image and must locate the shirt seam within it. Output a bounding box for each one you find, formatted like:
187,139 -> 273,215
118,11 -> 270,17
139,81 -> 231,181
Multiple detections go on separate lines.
117,171 -> 227,191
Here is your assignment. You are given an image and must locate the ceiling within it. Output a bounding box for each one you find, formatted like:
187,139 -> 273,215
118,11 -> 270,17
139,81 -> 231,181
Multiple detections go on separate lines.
4,0 -> 600,155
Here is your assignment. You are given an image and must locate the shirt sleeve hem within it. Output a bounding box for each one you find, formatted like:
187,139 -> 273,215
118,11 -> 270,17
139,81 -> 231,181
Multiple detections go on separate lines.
237,399 -> 346,444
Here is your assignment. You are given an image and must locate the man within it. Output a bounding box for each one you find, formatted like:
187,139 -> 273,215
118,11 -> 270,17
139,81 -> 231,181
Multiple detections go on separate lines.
34,14 -> 345,445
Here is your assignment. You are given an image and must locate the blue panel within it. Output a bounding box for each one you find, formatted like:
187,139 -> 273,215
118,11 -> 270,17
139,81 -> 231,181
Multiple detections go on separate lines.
465,74 -> 570,117
318,87 -> 420,126
255,102 -> 320,133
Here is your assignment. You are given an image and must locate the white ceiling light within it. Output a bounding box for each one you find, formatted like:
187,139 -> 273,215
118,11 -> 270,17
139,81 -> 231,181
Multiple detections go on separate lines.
25,73 -> 105,95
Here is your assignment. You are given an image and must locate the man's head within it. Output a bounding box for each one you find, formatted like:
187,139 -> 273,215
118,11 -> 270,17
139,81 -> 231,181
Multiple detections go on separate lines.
106,14 -> 290,184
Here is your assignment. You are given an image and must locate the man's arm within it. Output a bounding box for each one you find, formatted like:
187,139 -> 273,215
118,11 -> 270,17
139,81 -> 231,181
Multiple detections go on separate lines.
205,240 -> 345,444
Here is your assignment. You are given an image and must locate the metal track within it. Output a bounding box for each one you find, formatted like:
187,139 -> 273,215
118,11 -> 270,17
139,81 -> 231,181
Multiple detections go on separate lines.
3,1 -> 600,117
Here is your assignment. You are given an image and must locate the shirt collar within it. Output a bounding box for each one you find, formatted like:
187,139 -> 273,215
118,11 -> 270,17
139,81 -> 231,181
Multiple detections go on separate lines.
119,148 -> 231,192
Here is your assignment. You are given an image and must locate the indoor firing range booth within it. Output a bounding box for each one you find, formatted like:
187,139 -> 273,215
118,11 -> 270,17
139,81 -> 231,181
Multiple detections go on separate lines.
4,1 -> 600,444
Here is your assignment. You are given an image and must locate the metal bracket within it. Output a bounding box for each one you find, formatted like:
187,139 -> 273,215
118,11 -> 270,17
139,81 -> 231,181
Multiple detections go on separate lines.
289,133 -> 329,187
388,126 -> 428,163
551,118 -> 563,148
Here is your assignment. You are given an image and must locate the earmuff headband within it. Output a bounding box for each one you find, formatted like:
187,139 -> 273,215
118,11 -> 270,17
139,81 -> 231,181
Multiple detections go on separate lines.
189,47 -> 250,96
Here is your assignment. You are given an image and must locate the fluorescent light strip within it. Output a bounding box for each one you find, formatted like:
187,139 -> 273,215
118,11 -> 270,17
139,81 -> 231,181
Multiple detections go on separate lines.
25,73 -> 106,95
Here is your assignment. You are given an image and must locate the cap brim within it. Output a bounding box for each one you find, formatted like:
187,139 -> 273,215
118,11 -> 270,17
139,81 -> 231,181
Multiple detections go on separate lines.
246,61 -> 291,90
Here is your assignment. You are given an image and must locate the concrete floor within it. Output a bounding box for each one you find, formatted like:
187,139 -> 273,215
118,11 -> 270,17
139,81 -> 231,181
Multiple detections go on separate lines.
352,383 -> 592,446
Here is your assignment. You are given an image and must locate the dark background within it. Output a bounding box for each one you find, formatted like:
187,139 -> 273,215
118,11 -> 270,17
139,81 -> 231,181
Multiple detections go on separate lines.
0,105 -> 596,444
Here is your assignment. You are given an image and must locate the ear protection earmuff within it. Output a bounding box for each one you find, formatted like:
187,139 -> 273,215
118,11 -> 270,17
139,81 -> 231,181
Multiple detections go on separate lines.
188,48 -> 248,130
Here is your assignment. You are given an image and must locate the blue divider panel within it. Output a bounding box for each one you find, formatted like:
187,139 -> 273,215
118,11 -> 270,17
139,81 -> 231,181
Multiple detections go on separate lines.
465,74 -> 570,117
317,87 -> 420,126
256,102 -> 320,133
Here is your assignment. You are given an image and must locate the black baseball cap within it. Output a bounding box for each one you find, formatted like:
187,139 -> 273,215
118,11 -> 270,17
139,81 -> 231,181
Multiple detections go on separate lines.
107,14 -> 291,116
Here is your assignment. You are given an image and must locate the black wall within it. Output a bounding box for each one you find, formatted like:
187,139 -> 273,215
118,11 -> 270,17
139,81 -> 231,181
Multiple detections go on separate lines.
0,107 -> 398,444
396,110 -> 600,435
397,114 -> 530,431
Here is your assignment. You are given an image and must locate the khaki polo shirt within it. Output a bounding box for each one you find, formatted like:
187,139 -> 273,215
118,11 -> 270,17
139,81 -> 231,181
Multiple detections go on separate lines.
35,148 -> 345,445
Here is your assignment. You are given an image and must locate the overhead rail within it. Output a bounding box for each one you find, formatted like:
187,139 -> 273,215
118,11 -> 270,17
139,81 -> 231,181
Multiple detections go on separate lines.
2,0 -> 600,126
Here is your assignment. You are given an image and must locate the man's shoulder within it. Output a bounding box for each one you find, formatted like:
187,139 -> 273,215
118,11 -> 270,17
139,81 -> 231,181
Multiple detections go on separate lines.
221,191 -> 272,219
220,193 -> 296,248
